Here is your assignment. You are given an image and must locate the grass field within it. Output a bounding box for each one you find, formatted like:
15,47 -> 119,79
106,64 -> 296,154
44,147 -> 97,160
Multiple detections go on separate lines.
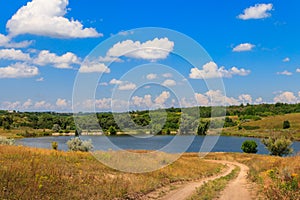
222,113 -> 300,140
0,145 -> 224,200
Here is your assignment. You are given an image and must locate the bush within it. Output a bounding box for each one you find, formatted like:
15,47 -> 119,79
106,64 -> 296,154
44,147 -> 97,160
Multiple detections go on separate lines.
241,140 -> 258,153
67,137 -> 93,152
262,136 -> 293,156
283,120 -> 291,129
0,137 -> 15,145
108,126 -> 117,135
51,141 -> 58,150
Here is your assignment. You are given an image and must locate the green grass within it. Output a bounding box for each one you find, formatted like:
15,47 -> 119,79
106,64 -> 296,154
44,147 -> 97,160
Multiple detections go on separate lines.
188,167 -> 240,200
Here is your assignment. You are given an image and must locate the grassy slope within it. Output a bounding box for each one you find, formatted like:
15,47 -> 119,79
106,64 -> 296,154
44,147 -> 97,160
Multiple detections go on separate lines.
0,145 -> 224,200
222,113 -> 300,140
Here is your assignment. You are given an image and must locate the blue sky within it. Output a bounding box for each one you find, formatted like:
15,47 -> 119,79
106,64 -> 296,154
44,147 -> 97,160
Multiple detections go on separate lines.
0,0 -> 300,111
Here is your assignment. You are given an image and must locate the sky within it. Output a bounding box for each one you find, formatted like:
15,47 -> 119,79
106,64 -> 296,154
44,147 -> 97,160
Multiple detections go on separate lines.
1,0 -> 300,112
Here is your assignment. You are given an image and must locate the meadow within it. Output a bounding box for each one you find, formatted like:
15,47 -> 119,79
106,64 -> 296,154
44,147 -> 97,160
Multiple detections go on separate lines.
1,145 -> 299,199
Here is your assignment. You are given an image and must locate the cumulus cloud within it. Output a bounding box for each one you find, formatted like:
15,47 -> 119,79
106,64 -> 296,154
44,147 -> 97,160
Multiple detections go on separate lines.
283,57 -> 290,62
0,62 -> 39,78
154,91 -> 170,105
162,79 -> 176,87
0,33 -> 32,48
277,70 -> 292,76
205,90 -> 240,106
0,48 -> 31,61
23,99 -> 33,109
233,43 -> 255,52
195,93 -> 209,106
189,61 -> 250,79
79,62 -> 110,73
274,91 -> 297,103
106,37 -> 174,61
238,94 -> 253,104
56,98 -> 68,107
34,50 -> 80,69
238,3 -> 273,20
109,78 -> 123,85
132,94 -> 153,108
296,68 -> 300,73
6,0 -> 101,38
146,73 -> 157,80
118,82 -> 136,91
255,97 -> 263,104
34,100 -> 52,109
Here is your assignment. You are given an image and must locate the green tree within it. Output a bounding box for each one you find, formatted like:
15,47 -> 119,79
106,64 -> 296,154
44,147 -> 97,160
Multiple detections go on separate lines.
52,124 -> 61,132
241,140 -> 258,153
262,136 -> 293,156
108,126 -> 117,135
197,121 -> 209,135
283,120 -> 290,129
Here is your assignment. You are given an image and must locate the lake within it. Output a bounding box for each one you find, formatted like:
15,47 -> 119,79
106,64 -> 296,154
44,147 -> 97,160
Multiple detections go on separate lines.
16,135 -> 300,155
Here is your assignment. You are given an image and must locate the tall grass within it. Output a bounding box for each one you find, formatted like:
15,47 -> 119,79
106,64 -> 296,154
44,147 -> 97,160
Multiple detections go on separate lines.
0,146 -> 223,200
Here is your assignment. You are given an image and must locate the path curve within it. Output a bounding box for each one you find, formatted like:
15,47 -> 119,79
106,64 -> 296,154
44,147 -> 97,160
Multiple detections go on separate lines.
141,160 -> 252,200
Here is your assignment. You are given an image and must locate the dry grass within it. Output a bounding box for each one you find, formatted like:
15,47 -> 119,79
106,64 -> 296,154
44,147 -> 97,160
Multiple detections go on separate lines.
206,152 -> 300,200
0,145 -> 223,200
223,113 -> 300,140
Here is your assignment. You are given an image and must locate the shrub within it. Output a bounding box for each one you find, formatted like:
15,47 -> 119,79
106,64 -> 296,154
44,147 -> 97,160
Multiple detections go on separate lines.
241,140 -> 258,153
51,141 -> 58,150
262,136 -> 293,156
0,137 -> 15,145
108,126 -> 117,135
283,120 -> 291,129
67,137 -> 93,152
52,124 -> 61,132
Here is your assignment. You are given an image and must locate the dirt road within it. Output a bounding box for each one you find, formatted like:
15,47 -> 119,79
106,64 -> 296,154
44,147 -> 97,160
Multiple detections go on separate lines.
141,160 -> 253,200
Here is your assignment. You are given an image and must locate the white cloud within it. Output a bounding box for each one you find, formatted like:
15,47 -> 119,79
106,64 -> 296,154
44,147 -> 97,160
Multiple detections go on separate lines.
56,98 -> 68,107
277,70 -> 292,76
98,56 -> 122,63
109,78 -> 123,85
283,57 -> 290,62
0,33 -> 32,48
296,68 -> 300,73
195,93 -> 209,106
34,100 -> 52,109
118,82 -> 136,91
255,97 -> 263,104
95,98 -> 112,109
7,0 -> 102,38
162,73 -> 173,78
132,94 -> 153,108
99,82 -> 108,86
238,94 -> 252,104
238,3 -> 273,20
0,48 -> 31,61
23,99 -> 33,109
106,37 -> 174,61
162,79 -> 176,87
34,50 -> 80,69
0,62 -> 39,78
79,62 -> 110,73
154,91 -> 170,105
205,90 -> 240,106
274,91 -> 297,103
189,61 -> 250,79
233,43 -> 255,52
36,77 -> 44,82
146,73 -> 157,80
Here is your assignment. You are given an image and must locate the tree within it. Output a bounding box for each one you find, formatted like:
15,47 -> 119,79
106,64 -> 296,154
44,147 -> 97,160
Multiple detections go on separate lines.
283,120 -> 290,129
52,124 -> 61,132
241,140 -> 258,153
67,137 -> 93,152
75,129 -> 82,137
262,136 -> 293,156
197,121 -> 209,135
108,126 -> 117,135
